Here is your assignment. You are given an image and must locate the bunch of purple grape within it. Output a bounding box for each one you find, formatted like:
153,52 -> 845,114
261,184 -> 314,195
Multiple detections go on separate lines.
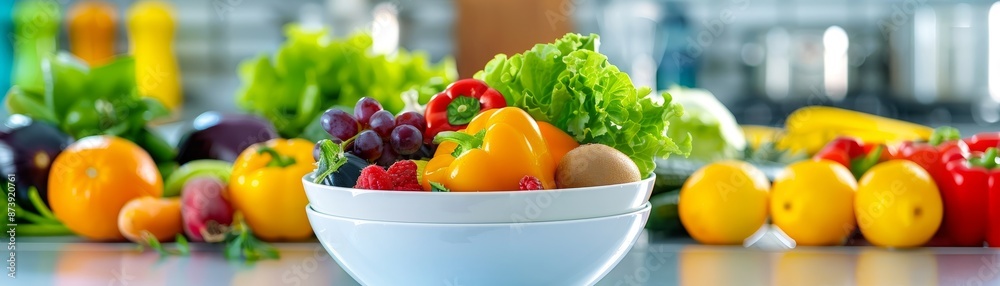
320,97 -> 433,167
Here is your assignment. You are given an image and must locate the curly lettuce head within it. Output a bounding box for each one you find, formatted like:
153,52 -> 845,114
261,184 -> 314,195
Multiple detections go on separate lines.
475,33 -> 691,177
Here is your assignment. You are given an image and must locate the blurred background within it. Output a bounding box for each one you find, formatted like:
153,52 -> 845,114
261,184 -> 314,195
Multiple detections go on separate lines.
2,0 -> 1000,131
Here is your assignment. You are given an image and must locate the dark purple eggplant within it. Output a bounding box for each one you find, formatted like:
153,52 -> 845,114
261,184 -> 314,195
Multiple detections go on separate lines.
176,112 -> 279,164
0,115 -> 73,212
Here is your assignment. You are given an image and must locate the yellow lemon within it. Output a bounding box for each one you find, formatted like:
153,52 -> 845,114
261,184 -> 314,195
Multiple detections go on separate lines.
855,160 -> 942,248
770,160 -> 858,246
679,161 -> 770,245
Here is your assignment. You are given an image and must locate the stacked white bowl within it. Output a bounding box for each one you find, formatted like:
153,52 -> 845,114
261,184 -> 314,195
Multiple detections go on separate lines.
302,173 -> 655,286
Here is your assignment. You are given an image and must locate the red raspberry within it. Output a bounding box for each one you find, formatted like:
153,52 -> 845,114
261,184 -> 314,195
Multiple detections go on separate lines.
519,176 -> 543,190
354,165 -> 393,190
387,160 -> 420,189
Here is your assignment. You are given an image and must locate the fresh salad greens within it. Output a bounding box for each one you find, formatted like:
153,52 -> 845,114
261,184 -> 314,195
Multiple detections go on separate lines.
237,25 -> 456,138
474,33 -> 691,177
4,52 -> 176,163
662,86 -> 746,163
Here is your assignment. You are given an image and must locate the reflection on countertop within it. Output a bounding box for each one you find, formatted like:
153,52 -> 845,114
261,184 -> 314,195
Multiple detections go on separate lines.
14,232 -> 1000,286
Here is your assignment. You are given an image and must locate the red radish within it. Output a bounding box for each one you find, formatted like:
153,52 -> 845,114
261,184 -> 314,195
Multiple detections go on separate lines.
181,177 -> 234,242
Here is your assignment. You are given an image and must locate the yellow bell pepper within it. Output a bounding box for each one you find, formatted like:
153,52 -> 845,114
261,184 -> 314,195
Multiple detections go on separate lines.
422,107 -> 578,191
229,138 -> 315,241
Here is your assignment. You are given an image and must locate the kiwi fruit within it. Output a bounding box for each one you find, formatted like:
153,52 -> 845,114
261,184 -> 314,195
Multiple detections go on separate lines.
556,144 -> 641,188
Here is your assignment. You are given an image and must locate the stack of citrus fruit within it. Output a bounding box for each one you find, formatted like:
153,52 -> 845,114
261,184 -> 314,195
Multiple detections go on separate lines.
679,159 -> 943,248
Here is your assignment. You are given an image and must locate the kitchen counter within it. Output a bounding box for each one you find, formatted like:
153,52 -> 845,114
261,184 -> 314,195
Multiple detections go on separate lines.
11,232 -> 1000,286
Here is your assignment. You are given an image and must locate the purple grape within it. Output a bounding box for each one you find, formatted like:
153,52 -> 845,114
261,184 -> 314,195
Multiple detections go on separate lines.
374,145 -> 400,168
313,142 -> 323,161
395,111 -> 426,133
352,130 -> 383,161
369,110 -> 395,138
354,97 -> 383,126
320,109 -> 359,141
390,125 -> 422,155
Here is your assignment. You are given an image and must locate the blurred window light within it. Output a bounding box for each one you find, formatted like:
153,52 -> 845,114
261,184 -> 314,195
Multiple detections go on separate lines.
823,26 -> 849,101
990,2 -> 1000,102
372,2 -> 399,55
765,27 -> 790,100
914,7 -> 938,104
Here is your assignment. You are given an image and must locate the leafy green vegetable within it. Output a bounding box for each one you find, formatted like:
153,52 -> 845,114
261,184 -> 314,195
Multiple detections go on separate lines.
140,232 -> 191,256
474,33 -> 691,177
4,52 -> 176,164
430,182 -> 450,192
237,25 -> 456,138
224,218 -> 280,261
312,139 -> 349,184
662,86 -> 746,163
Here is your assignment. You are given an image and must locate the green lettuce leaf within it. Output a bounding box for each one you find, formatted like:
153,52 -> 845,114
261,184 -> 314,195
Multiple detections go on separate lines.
236,25 -> 456,138
474,33 -> 691,177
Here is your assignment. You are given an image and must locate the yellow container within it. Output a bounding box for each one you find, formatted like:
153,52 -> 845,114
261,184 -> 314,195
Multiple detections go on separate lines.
127,0 -> 182,115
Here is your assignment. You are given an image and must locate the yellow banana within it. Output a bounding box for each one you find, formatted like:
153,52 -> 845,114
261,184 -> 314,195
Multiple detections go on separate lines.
741,125 -> 784,150
785,106 -> 933,140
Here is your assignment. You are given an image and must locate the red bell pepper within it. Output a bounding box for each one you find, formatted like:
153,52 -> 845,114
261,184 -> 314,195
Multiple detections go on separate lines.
940,147 -> 997,247
812,137 -> 884,179
894,126 -> 967,186
424,79 -> 507,144
965,132 -> 1000,152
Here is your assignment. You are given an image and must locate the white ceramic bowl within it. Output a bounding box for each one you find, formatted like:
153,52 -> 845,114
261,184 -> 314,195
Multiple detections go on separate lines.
302,174 -> 654,223
306,203 -> 651,286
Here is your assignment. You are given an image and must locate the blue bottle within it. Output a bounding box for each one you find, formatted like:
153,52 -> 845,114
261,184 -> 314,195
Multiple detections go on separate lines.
0,0 -> 13,102
656,2 -> 697,88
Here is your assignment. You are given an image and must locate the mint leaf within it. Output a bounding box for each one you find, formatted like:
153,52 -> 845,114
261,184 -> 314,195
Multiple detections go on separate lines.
430,182 -> 450,192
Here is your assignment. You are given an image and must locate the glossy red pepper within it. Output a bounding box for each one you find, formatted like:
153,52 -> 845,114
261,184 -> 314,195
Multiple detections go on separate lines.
812,137 -> 883,179
894,127 -> 967,185
862,142 -> 897,162
813,137 -> 864,167
964,132 -> 1000,153
424,79 -> 507,144
941,147 -> 998,247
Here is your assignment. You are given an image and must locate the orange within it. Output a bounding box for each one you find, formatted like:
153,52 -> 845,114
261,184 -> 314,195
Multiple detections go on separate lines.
679,161 -> 770,245
49,136 -> 163,240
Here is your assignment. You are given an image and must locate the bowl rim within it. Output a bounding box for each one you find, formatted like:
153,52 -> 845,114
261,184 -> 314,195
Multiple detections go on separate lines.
302,173 -> 656,195
306,202 -> 652,226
